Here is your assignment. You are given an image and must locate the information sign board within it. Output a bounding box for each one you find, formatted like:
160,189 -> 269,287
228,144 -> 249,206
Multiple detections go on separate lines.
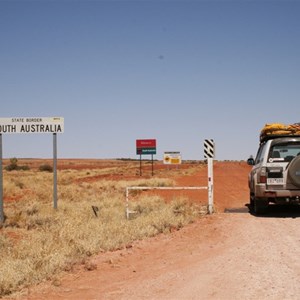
163,152 -> 182,164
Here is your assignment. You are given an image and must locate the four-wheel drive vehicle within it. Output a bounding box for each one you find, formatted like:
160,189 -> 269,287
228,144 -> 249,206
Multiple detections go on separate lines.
247,123 -> 300,214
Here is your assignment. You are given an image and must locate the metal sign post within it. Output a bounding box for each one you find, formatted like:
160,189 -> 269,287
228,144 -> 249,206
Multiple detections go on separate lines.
0,134 -> 3,223
151,154 -> 154,176
53,133 -> 57,209
139,153 -> 142,176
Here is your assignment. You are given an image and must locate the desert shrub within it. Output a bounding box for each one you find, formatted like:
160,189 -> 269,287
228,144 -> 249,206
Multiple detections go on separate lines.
18,165 -> 30,171
14,181 -> 24,189
5,158 -> 18,171
39,164 -> 53,172
5,158 -> 30,171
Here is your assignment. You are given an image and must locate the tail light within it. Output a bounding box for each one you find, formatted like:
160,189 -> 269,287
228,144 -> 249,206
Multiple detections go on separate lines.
258,167 -> 267,183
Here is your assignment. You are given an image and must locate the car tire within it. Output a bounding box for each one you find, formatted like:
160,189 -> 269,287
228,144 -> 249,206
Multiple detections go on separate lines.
250,193 -> 254,207
253,198 -> 268,215
288,156 -> 300,187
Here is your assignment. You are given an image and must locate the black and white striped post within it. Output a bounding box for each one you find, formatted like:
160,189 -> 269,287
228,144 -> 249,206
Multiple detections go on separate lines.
204,139 -> 214,214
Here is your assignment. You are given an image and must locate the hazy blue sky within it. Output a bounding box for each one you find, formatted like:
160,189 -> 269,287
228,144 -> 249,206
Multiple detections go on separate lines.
1,0 -> 299,160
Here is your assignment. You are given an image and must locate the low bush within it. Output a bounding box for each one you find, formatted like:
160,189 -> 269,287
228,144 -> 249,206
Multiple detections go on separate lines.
5,158 -> 30,171
39,164 -> 53,172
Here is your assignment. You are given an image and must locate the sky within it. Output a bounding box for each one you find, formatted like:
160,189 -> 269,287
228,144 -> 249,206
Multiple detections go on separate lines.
0,0 -> 300,161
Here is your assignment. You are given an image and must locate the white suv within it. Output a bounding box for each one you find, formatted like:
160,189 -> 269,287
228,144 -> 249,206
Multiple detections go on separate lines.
247,136 -> 300,214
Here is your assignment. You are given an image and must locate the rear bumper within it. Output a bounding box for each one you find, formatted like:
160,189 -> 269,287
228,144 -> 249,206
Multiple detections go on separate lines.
255,184 -> 300,200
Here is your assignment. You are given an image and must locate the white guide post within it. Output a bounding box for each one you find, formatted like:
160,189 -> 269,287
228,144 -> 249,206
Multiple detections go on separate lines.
207,157 -> 214,214
204,139 -> 215,214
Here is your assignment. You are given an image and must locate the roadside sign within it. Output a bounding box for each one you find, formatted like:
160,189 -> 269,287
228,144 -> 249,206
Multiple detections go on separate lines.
0,116 -> 64,223
136,139 -> 157,176
136,139 -> 156,155
0,117 -> 64,134
163,152 -> 182,165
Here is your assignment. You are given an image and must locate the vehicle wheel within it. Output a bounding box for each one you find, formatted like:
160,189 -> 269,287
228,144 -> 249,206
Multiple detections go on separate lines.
253,198 -> 268,215
288,156 -> 300,187
250,193 -> 254,208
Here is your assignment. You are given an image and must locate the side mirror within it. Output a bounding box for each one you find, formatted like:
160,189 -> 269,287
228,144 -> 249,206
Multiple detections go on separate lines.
247,157 -> 255,166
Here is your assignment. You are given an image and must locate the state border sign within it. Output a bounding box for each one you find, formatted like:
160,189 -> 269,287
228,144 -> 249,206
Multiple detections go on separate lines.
0,117 -> 64,134
0,116 -> 64,223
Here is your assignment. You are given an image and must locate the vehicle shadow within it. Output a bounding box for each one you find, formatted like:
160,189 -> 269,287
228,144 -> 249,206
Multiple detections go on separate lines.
246,203 -> 300,218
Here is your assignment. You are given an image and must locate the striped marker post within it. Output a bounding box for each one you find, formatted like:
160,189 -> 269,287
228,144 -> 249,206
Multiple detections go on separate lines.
204,139 -> 214,214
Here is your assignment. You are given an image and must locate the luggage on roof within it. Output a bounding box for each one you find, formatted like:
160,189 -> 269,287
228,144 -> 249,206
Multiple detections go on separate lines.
260,122 -> 300,142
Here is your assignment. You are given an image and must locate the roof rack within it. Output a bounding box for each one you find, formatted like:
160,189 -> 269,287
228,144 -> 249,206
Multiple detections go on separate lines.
260,134 -> 300,143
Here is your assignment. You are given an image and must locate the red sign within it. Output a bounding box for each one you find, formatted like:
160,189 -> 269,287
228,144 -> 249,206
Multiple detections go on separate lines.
136,139 -> 157,155
136,139 -> 156,148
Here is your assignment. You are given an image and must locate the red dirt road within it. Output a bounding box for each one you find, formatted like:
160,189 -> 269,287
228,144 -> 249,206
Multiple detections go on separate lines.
16,161 -> 300,299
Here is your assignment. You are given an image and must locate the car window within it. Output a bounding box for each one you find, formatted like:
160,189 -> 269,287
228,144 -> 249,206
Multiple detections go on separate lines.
268,143 -> 300,163
255,143 -> 267,165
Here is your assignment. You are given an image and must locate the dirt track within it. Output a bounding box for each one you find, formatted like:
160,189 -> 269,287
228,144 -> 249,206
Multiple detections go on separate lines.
17,161 -> 300,299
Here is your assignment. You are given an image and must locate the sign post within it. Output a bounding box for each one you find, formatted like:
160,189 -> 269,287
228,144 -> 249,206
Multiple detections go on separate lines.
0,117 -> 64,223
151,154 -> 154,176
204,139 -> 215,214
0,134 -> 3,223
139,154 -> 142,176
53,133 -> 58,209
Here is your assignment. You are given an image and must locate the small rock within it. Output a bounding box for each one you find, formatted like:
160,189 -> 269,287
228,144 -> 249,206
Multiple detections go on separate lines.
52,279 -> 61,287
84,262 -> 97,271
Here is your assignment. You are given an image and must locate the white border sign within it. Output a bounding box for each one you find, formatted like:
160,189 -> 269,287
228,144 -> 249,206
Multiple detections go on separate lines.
0,116 -> 64,222
0,117 -> 64,134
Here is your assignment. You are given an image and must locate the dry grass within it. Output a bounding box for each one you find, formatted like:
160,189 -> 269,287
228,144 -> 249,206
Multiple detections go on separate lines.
0,161 -> 207,297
